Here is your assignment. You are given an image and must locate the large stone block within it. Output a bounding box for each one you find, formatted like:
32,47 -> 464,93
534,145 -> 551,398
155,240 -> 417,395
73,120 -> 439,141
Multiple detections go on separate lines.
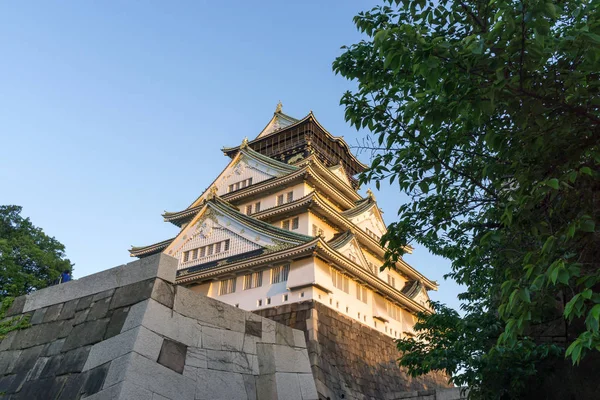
195,368 -> 248,400
201,326 -> 244,351
83,326 -> 163,371
157,338 -> 187,374
62,318 -> 109,351
138,299 -> 200,347
5,296 -> 26,317
174,287 -> 245,332
110,279 -> 155,310
257,343 -> 312,375
22,253 -> 177,312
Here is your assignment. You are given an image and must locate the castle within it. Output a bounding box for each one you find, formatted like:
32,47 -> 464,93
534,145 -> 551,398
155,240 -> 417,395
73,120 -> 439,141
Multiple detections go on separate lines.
130,104 -> 446,399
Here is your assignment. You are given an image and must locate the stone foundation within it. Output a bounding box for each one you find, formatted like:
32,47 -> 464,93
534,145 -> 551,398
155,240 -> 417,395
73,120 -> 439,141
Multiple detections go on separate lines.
0,254 -> 317,399
254,301 -> 451,400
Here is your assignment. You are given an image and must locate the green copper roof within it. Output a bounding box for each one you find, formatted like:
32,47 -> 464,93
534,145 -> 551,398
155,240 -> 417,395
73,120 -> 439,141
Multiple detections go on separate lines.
341,197 -> 376,218
327,231 -> 355,249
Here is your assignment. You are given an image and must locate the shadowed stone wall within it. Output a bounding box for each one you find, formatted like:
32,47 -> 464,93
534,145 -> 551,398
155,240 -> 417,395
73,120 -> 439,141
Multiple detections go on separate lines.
0,254 -> 318,399
254,301 -> 451,400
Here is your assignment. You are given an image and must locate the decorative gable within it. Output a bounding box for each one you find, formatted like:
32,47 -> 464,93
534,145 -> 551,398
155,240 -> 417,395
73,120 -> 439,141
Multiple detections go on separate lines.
327,164 -> 352,187
334,235 -> 371,274
347,205 -> 387,240
165,202 -> 303,271
216,156 -> 276,197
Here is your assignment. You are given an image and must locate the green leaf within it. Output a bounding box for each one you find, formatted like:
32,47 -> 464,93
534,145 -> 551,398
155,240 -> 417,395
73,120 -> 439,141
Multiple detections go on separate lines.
546,179 -> 559,190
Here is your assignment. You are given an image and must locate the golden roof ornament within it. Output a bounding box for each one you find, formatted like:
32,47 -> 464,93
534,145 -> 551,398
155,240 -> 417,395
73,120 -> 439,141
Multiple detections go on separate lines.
240,137 -> 249,149
208,185 -> 218,200
275,101 -> 283,114
366,188 -> 376,200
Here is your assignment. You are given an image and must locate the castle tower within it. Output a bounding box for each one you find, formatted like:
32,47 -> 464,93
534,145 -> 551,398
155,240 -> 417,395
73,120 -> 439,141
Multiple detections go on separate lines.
130,105 -> 445,398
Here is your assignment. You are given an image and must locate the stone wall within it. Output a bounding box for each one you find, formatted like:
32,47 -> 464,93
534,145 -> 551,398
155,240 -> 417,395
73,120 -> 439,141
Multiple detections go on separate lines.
0,254 -> 318,400
254,301 -> 451,400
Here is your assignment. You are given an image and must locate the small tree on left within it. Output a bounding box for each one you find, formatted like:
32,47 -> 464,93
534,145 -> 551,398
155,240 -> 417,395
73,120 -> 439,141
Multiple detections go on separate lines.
0,205 -> 73,298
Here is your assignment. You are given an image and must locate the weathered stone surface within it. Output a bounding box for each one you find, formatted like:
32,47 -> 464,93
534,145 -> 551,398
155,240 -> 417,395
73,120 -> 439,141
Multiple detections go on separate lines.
92,289 -> 115,302
174,286 -> 245,332
243,373 -> 258,400
139,299 -> 200,347
56,345 -> 91,375
76,294 -> 94,311
83,326 -> 162,371
0,330 -> 17,351
0,372 -> 28,394
245,320 -> 262,338
73,308 -> 90,325
256,373 -> 277,400
104,307 -> 130,339
122,351 -> 195,400
13,344 -> 44,373
62,319 -> 109,351
17,375 -> 67,400
202,326 -> 244,351
110,279 -> 155,310
157,338 -> 187,374
57,373 -> 87,400
11,320 -> 66,349
196,368 -> 247,400
255,301 -> 450,400
57,299 -> 78,320
186,347 -> 207,369
275,372 -> 303,400
27,356 -> 49,381
151,278 -> 175,309
0,350 -> 21,375
5,296 -> 26,317
81,362 -> 111,397
298,373 -> 319,400
30,307 -> 47,325
22,253 -> 177,313
257,343 -> 312,375
88,298 -> 111,320
206,349 -> 257,374
43,303 -> 64,323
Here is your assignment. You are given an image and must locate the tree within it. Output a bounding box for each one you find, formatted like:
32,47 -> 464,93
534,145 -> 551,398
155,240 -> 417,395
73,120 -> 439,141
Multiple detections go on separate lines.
0,205 -> 73,298
333,0 -> 599,398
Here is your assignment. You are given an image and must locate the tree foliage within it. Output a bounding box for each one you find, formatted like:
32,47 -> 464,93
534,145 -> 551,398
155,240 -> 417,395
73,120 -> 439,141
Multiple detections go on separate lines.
0,205 -> 73,298
334,0 -> 599,397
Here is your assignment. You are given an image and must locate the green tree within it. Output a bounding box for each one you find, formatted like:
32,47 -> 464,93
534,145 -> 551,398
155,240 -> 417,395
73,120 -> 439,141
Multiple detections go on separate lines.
334,0 -> 599,398
0,205 -> 73,297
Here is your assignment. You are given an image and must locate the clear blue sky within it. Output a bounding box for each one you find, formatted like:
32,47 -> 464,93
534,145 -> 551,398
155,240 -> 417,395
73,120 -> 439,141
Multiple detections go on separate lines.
0,1 -> 463,311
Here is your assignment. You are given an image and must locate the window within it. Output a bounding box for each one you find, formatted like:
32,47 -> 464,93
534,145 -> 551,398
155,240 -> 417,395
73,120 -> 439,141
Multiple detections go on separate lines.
366,228 -> 381,242
271,264 -> 290,284
364,315 -> 366,322
358,312 -> 361,319
281,217 -> 299,231
246,205 -> 252,215
356,283 -> 368,303
368,262 -> 377,274
374,321 -> 377,328
286,191 -> 294,202
300,292 -> 305,298
331,269 -> 349,293
387,301 -> 401,321
257,299 -> 263,307
228,178 -> 252,193
336,301 -> 339,309
244,271 -> 263,290
193,239 -> 230,261
183,251 -> 190,262
387,274 -> 396,288
255,202 -> 261,212
346,306 -> 349,313
266,297 -> 271,305
219,278 -> 236,295
283,294 -> 288,302
235,304 -> 239,308
277,194 -> 284,206
312,224 -> 324,237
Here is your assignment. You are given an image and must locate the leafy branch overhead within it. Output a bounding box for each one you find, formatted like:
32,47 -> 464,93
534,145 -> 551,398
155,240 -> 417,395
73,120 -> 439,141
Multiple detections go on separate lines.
334,0 -> 599,398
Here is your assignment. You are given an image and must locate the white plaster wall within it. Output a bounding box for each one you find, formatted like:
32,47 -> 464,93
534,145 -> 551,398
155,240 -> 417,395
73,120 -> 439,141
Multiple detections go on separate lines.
235,182 -> 309,216
307,211 -> 340,241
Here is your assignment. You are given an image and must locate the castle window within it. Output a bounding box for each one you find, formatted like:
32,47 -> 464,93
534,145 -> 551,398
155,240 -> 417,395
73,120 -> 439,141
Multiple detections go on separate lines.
246,204 -> 252,214
244,271 -> 263,290
191,249 -> 198,260
267,297 -> 271,305
387,274 -> 396,288
224,239 -> 230,251
277,194 -> 284,206
200,247 -> 206,257
281,217 -> 299,231
300,292 -> 305,298
183,251 -> 190,262
283,294 -> 289,302
292,217 -> 299,230
358,312 -> 361,319
366,228 -> 381,242
255,202 -> 261,212
387,301 -> 401,321
282,220 -> 290,230
257,299 -> 263,307
228,178 -> 252,193
286,191 -> 294,203
207,244 -> 214,256
271,264 -> 290,284
215,242 -> 222,253
219,278 -> 236,295
356,283 -> 368,303
331,268 -> 349,293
